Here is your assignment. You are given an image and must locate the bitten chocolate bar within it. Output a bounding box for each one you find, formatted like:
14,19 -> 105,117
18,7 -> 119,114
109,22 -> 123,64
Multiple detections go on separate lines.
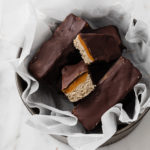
29,14 -> 87,80
62,61 -> 95,102
74,26 -> 122,64
73,57 -> 142,130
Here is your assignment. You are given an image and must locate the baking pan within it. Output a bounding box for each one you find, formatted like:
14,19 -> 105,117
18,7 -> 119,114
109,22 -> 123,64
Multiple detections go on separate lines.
15,49 -> 149,147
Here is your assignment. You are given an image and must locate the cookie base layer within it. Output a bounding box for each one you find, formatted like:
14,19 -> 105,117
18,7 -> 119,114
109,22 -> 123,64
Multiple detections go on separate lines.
74,35 -> 93,64
65,74 -> 95,102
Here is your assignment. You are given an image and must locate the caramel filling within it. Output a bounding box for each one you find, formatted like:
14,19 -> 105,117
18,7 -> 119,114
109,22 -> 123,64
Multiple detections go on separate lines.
78,35 -> 94,61
63,73 -> 88,94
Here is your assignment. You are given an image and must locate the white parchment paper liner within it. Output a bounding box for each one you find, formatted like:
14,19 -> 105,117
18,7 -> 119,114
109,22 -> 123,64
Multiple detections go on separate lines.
9,0 -> 150,149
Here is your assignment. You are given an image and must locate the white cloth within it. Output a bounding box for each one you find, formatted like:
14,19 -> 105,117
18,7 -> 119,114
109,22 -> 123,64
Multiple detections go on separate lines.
1,0 -> 150,150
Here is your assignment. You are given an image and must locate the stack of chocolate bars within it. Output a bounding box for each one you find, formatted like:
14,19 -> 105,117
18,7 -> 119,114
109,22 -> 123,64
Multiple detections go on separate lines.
29,14 -> 142,131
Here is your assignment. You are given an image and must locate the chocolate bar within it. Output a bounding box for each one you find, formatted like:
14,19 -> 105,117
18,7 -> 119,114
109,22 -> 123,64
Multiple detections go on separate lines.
29,14 -> 87,80
121,90 -> 135,119
74,33 -> 122,64
94,25 -> 121,44
88,60 -> 115,84
62,61 -> 95,102
73,57 -> 142,130
44,46 -> 82,90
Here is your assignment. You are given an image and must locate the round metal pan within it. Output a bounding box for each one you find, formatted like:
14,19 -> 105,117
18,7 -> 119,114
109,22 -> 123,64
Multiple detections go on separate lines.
15,49 -> 149,147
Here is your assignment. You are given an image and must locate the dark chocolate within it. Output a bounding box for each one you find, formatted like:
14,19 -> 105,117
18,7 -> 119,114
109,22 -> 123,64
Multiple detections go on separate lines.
86,89 -> 135,133
43,46 -> 82,91
93,25 -> 121,45
29,14 -> 87,80
120,90 -> 135,119
66,49 -> 82,65
79,33 -> 122,62
62,61 -> 88,90
88,60 -> 115,84
87,25 -> 124,49
73,57 -> 142,130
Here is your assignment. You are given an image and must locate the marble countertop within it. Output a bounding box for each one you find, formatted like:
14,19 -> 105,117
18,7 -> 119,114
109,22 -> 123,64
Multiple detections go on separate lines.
0,0 -> 150,150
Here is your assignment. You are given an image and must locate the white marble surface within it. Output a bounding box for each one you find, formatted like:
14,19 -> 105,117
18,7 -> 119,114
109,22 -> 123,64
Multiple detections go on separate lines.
0,0 -> 150,150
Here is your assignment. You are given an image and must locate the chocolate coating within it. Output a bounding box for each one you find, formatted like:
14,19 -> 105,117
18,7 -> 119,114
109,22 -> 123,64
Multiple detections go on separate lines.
66,49 -> 82,65
121,90 -> 135,119
44,46 -> 82,88
29,14 -> 87,80
94,25 -> 122,45
85,25 -> 122,47
88,60 -> 115,84
79,33 -> 122,62
62,61 -> 88,90
73,57 -> 142,130
86,89 -> 135,132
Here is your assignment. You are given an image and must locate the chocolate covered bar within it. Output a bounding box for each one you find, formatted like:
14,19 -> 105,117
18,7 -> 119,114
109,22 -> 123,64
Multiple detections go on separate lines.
85,25 -> 122,47
88,60 -> 116,84
94,25 -> 122,45
73,57 -> 142,130
121,90 -> 135,119
74,33 -> 122,64
74,25 -> 122,64
29,14 -> 87,80
62,61 -> 95,102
